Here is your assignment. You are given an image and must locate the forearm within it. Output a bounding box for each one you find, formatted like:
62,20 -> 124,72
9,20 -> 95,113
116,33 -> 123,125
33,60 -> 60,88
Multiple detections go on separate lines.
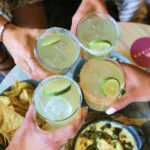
80,0 -> 108,13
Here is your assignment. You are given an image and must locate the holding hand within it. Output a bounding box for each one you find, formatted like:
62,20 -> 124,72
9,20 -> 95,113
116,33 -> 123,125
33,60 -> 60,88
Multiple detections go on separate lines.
6,103 -> 88,150
70,0 -> 108,34
2,24 -> 53,81
106,63 -> 150,115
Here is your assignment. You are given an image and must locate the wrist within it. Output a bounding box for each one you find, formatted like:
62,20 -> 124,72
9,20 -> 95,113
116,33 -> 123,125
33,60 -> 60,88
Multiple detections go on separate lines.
2,23 -> 17,44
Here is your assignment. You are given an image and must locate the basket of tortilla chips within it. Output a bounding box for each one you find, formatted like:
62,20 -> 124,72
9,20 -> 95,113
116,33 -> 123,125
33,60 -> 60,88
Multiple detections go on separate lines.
0,80 -> 53,148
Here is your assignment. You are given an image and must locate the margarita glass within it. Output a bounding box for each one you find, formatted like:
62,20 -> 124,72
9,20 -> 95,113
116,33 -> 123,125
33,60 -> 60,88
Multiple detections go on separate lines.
76,12 -> 119,60
80,59 -> 125,111
33,75 -> 82,129
34,27 -> 80,74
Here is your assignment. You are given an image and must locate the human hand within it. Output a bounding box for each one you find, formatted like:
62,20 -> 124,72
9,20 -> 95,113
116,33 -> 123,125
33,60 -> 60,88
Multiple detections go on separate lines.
70,0 -> 108,34
2,24 -> 53,80
106,63 -> 150,115
6,103 -> 88,150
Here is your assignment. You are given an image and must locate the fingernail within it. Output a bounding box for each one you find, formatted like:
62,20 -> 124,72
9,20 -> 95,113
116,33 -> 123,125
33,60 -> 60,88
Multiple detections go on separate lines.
106,107 -> 116,115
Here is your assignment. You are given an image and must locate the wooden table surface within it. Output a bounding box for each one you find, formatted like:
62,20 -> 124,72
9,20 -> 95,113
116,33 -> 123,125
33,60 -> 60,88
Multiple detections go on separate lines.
114,22 -> 150,66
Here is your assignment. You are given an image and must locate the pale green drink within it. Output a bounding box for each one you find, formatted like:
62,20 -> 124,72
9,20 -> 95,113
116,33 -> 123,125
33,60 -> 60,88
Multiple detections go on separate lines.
35,27 -> 80,74
80,59 -> 125,111
77,12 -> 119,60
33,75 -> 82,129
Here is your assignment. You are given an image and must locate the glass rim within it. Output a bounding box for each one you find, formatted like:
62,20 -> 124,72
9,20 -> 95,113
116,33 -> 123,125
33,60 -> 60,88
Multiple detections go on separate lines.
33,75 -> 83,123
80,58 -> 125,99
76,11 -> 120,55
35,27 -> 81,72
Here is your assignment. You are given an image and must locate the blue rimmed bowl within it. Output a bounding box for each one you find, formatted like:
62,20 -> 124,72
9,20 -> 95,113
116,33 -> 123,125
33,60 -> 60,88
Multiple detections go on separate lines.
71,119 -> 145,150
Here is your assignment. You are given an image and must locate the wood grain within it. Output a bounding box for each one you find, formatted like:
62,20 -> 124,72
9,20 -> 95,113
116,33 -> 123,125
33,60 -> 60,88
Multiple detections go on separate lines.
114,22 -> 150,68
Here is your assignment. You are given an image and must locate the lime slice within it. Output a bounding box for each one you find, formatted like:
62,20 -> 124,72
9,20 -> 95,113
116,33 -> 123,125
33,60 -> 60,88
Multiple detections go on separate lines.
88,40 -> 111,50
100,77 -> 120,96
43,78 -> 71,96
41,38 -> 60,47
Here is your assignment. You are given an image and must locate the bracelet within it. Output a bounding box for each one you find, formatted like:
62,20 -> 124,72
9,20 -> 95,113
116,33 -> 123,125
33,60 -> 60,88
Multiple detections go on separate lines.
0,22 -> 11,42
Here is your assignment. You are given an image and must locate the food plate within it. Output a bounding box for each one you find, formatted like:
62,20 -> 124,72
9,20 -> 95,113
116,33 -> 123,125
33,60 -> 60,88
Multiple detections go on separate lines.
0,80 -> 39,149
71,119 -> 144,150
109,51 -> 131,64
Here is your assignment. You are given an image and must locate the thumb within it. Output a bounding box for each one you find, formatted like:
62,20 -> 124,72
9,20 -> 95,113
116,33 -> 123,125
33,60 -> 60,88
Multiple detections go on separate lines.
70,24 -> 76,35
106,93 -> 134,115
24,103 -> 37,126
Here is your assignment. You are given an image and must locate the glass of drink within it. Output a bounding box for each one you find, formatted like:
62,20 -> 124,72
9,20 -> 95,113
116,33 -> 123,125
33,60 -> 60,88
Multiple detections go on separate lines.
34,27 -> 80,74
33,75 -> 82,129
76,12 -> 119,60
79,59 -> 125,111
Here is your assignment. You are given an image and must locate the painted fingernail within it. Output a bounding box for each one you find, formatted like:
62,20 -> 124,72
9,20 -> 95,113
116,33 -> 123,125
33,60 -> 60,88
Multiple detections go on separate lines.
106,107 -> 116,115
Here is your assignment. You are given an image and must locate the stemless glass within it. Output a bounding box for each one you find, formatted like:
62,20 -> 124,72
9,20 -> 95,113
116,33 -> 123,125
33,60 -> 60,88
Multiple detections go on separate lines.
33,75 -> 82,129
34,27 -> 80,74
76,12 -> 119,60
80,58 -> 125,111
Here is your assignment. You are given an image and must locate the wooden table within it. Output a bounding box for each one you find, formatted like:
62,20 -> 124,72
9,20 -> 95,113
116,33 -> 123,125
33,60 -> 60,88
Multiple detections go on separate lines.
115,22 -> 150,66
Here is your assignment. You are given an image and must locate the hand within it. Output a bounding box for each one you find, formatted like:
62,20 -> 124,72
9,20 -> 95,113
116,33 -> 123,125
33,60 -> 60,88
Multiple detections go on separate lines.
2,24 -> 53,80
106,63 -> 150,115
70,0 -> 108,34
6,103 -> 88,150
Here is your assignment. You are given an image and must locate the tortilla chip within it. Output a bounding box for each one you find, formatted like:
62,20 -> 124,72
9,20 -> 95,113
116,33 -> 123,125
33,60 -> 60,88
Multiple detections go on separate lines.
10,97 -> 29,110
0,96 -> 11,106
19,88 -> 34,104
0,103 -> 24,132
0,80 -> 37,146
3,81 -> 34,97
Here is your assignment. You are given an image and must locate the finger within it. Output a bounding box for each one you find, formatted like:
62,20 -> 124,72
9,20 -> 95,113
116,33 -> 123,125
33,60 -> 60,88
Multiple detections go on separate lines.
15,58 -> 33,78
23,103 -> 37,127
70,107 -> 88,132
53,107 -> 88,145
106,93 -> 134,115
17,60 -> 36,80
27,56 -> 53,80
70,17 -> 79,35
70,22 -> 76,35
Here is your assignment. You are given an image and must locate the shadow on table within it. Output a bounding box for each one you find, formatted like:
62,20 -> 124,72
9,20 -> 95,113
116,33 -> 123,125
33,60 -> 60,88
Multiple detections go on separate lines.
141,121 -> 150,149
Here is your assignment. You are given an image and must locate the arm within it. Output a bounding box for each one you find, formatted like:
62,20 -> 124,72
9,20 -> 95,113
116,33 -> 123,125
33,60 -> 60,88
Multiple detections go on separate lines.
70,0 -> 108,34
0,2 -> 53,80
6,104 -> 88,150
106,63 -> 150,115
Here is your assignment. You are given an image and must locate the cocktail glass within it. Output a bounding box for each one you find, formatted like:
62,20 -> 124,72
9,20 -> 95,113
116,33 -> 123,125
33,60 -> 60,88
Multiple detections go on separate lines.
80,59 -> 125,111
76,12 -> 119,60
33,75 -> 82,129
34,27 -> 80,74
